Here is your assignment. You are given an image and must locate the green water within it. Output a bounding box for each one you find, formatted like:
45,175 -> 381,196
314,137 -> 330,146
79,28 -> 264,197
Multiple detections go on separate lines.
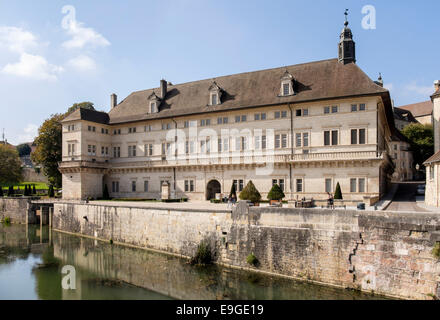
0,224 -> 385,300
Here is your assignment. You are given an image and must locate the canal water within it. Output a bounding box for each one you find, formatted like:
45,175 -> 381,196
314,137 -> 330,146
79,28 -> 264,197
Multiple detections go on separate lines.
0,224 -> 385,300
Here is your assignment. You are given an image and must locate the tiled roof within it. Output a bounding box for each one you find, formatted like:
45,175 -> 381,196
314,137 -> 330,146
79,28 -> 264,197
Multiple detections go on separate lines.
108,58 -> 390,124
62,108 -> 110,124
398,101 -> 433,118
393,108 -> 418,123
424,151 -> 440,165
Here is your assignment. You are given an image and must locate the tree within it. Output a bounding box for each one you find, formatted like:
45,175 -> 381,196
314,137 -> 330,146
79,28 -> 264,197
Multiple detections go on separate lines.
229,183 -> 237,200
334,182 -> 343,200
0,144 -> 23,184
32,185 -> 36,195
32,114 -> 64,188
239,180 -> 262,203
103,184 -> 110,200
24,185 -> 28,196
401,123 -> 434,167
8,186 -> 14,197
48,185 -> 55,198
267,184 -> 285,201
66,102 -> 95,116
0,186 -> 3,197
16,144 -> 32,157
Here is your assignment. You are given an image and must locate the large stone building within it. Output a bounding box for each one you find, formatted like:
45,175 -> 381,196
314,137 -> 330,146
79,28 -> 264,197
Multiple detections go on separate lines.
424,81 -> 440,207
60,18 -> 397,204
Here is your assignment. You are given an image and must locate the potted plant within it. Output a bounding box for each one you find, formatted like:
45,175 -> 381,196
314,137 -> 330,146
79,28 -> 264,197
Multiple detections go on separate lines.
239,181 -> 262,206
268,184 -> 285,206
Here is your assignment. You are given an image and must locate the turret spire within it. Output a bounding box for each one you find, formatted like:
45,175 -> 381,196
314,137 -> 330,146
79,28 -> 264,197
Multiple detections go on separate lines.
338,9 -> 356,64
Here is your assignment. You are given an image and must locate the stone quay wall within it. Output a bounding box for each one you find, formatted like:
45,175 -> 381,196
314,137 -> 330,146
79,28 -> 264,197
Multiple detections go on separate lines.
52,201 -> 440,300
0,198 -> 32,224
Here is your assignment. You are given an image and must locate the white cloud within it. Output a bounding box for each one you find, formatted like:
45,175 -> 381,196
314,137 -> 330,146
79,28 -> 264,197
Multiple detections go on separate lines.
62,21 -> 110,49
17,124 -> 38,144
67,54 -> 97,71
2,53 -> 64,81
0,26 -> 38,53
404,82 -> 434,96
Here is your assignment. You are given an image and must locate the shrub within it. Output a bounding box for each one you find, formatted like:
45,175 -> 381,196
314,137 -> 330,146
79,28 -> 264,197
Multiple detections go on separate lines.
103,184 -> 110,200
334,182 -> 343,200
246,253 -> 259,267
0,187 -> 3,197
2,216 -> 11,225
8,186 -> 14,197
48,185 -> 55,198
32,185 -> 36,195
190,241 -> 212,265
267,184 -> 285,201
239,181 -> 262,203
229,183 -> 237,200
432,242 -> 440,259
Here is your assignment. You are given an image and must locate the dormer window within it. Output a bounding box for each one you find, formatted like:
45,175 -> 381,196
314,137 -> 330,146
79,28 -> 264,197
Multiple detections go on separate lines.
148,92 -> 161,114
208,81 -> 222,106
280,70 -> 295,97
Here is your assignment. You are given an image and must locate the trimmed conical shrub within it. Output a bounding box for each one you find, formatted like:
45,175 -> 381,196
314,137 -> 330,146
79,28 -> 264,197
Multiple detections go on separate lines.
334,182 -> 343,200
229,182 -> 237,200
24,185 -> 29,196
239,180 -> 262,203
103,184 -> 110,200
8,186 -> 14,197
32,185 -> 36,195
267,184 -> 285,201
48,185 -> 55,198
0,187 -> 3,197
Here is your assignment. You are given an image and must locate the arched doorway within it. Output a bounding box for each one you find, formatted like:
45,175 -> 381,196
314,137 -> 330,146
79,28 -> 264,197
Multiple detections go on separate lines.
206,180 -> 221,201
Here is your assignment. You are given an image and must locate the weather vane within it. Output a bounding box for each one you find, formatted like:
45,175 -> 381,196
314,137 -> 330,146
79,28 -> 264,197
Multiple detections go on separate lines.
344,9 -> 349,20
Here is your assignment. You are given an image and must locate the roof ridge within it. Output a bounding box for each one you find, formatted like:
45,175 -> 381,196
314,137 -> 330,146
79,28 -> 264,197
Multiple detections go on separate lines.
129,58 -> 339,94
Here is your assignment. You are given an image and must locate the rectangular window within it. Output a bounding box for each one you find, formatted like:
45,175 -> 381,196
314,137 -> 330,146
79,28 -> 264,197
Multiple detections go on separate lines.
113,147 -> 120,158
132,181 -> 136,192
296,133 -> 302,148
358,178 -> 366,193
275,135 -> 281,149
239,180 -> 244,192
235,115 -> 241,123
359,129 -> 366,144
217,117 -> 223,125
430,166 -> 435,180
303,109 -> 309,116
331,106 -> 338,113
255,136 -> 260,150
324,106 -> 330,114
112,181 -> 119,193
351,129 -> 358,145
281,111 -> 288,118
283,83 -> 290,96
281,134 -> 287,148
241,115 -> 247,122
185,180 -> 189,192
275,111 -> 281,119
325,179 -> 332,193
350,178 -> 357,193
254,113 -> 260,121
331,131 -> 338,146
296,109 -> 302,117
324,131 -> 330,146
144,181 -> 149,192
296,179 -> 303,193
351,104 -> 358,112
359,103 -> 366,111
303,133 -> 309,147
279,179 -> 285,192
211,94 -> 217,105
261,136 -> 266,150
101,146 -> 105,155
128,145 -> 137,157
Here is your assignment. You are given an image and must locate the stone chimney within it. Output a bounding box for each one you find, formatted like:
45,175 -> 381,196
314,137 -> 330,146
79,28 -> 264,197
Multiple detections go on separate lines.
432,81 -> 440,153
111,93 -> 117,109
435,80 -> 440,92
160,79 -> 167,100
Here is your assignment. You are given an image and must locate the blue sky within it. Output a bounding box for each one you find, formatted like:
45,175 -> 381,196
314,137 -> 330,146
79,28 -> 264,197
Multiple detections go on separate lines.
0,0 -> 438,145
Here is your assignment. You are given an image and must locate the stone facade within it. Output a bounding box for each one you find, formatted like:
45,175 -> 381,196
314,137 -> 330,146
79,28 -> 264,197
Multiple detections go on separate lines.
53,201 -> 440,299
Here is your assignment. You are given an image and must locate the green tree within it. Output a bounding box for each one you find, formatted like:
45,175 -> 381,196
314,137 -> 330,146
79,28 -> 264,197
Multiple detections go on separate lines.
334,182 -> 343,200
229,183 -> 237,200
48,185 -> 55,198
239,180 -> 262,203
32,185 -> 36,195
16,143 -> 32,157
32,114 -> 64,188
66,102 -> 95,116
0,144 -> 23,184
267,184 -> 285,201
401,123 -> 434,167
0,186 -> 3,197
103,184 -> 110,200
8,186 -> 14,197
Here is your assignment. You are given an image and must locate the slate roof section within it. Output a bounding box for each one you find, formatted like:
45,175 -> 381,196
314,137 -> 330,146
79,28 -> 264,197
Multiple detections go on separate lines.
398,101 -> 433,118
108,58 -> 391,125
62,108 -> 110,124
424,151 -> 440,165
393,108 -> 418,124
